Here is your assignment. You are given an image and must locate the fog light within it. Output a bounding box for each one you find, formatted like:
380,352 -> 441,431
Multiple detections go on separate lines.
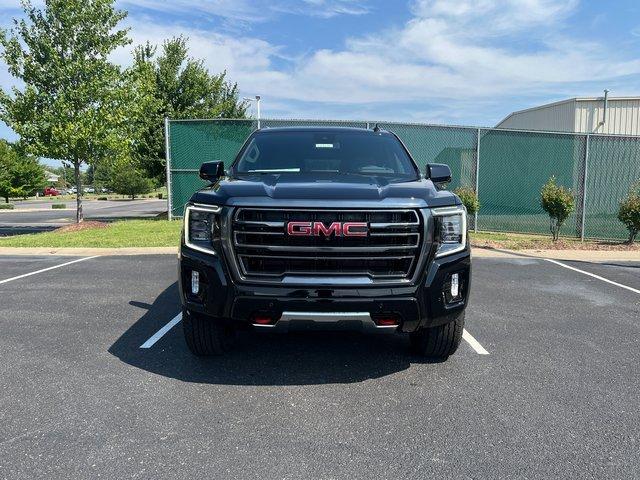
191,270 -> 200,294
450,273 -> 459,298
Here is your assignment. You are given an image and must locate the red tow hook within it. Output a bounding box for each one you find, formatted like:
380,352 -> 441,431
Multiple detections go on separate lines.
373,316 -> 400,327
252,314 -> 275,325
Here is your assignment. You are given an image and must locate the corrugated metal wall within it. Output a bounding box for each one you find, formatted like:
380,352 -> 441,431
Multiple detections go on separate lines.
495,100 -> 576,132
575,99 -> 640,135
497,98 -> 640,135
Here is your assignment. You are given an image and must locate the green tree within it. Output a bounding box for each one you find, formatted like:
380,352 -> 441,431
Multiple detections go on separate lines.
0,140 -> 45,201
85,164 -> 95,187
0,0 -> 156,222
0,140 -> 17,203
108,161 -> 154,199
10,154 -> 46,198
132,36 -> 248,182
618,183 -> 640,244
541,176 -> 575,241
92,164 -> 112,193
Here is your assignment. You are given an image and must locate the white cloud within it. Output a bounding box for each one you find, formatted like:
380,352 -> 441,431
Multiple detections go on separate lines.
118,0 -> 369,23
114,18 -> 288,85
106,0 -> 640,123
412,0 -> 578,33
118,0 -> 263,23
293,0 -> 370,18
255,0 -> 640,108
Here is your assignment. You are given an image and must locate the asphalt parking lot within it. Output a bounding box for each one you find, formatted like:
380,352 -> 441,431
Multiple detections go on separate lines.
0,199 -> 167,235
0,253 -> 638,479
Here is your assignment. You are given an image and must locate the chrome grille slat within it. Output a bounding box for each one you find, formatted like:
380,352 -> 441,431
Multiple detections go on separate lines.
235,220 -> 285,227
234,232 -> 420,251
239,254 -> 415,260
235,244 -> 419,252
369,232 -> 419,237
231,208 -> 424,282
369,222 -> 418,228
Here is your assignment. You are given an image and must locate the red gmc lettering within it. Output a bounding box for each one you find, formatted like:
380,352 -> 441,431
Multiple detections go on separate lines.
286,221 -> 368,237
313,222 -> 342,236
287,221 -> 312,235
343,222 -> 368,237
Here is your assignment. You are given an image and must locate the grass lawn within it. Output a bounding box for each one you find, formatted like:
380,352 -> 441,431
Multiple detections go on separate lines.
0,219 -> 636,250
0,219 -> 181,248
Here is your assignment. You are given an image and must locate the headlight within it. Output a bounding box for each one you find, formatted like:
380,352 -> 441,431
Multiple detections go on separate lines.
432,205 -> 467,258
184,204 -> 222,254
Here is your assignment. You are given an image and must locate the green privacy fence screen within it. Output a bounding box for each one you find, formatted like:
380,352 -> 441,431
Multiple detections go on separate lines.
166,118 -> 640,240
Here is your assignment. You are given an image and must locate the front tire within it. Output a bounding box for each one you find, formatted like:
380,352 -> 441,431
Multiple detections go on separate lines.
182,308 -> 235,356
410,312 -> 465,360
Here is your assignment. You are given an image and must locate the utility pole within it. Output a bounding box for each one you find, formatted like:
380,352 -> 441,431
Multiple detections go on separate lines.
243,95 -> 262,129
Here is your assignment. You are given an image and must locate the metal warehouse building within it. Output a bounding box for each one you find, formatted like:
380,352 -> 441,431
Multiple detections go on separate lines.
496,96 -> 640,135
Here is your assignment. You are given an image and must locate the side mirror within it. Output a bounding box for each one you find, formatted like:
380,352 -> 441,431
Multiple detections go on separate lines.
199,161 -> 225,182
426,163 -> 452,186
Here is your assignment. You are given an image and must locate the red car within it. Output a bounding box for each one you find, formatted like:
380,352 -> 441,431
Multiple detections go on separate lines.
44,186 -> 60,196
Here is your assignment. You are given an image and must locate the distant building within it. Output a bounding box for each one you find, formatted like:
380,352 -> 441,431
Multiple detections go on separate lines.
496,96 -> 640,135
44,171 -> 60,183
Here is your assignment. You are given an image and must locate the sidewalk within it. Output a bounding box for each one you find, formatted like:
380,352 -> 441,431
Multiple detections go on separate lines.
473,247 -> 640,261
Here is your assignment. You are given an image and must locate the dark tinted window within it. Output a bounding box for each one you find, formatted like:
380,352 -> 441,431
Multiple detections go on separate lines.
234,131 -> 418,178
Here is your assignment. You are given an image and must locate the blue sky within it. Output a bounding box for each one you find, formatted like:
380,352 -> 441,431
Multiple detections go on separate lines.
2,0 -> 640,163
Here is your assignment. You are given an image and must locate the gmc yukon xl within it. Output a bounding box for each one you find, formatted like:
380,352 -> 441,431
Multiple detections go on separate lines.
179,127 -> 471,360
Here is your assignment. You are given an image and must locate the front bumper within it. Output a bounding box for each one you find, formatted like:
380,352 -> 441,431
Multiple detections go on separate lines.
178,246 -> 471,333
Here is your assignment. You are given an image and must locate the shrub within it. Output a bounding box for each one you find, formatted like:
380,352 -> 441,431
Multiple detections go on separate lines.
618,185 -> 640,244
453,186 -> 480,215
157,193 -> 163,199
0,203 -> 14,209
51,203 -> 66,209
97,196 -> 108,201
540,176 -> 575,241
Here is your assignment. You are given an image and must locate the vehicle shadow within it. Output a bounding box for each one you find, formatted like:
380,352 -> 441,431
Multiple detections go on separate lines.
108,283 -> 428,386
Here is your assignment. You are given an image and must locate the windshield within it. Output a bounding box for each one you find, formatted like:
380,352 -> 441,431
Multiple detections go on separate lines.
233,131 -> 419,179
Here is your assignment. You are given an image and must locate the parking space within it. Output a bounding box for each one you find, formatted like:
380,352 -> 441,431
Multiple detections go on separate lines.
0,255 -> 91,282
0,254 -> 638,478
553,259 -> 640,292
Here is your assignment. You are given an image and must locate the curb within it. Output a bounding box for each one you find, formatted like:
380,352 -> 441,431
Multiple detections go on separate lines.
473,247 -> 640,262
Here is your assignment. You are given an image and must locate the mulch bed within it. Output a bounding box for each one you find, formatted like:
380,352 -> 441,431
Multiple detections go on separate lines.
55,221 -> 110,233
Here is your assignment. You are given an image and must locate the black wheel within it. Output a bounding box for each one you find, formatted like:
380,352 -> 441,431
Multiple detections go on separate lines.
182,308 -> 235,356
410,312 -> 465,360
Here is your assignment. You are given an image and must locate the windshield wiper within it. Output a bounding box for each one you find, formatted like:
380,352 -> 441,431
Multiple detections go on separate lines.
247,168 -> 301,173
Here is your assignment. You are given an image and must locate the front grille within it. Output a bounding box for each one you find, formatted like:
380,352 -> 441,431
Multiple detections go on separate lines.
230,208 -> 424,282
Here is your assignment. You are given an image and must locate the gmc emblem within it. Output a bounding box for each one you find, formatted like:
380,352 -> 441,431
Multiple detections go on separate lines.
287,221 -> 368,237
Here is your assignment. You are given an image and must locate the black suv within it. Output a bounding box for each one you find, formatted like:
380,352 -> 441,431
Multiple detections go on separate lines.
179,127 -> 470,359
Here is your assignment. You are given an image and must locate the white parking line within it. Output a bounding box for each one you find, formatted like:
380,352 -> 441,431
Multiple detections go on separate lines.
0,256 -> 99,285
139,312 -> 491,356
140,312 -> 182,349
463,329 -> 490,355
545,258 -> 640,295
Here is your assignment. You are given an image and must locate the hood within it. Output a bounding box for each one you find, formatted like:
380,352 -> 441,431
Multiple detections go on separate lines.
190,172 -> 460,209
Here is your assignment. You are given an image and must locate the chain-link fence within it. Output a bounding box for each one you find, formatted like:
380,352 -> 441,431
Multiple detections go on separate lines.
166,118 -> 640,241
